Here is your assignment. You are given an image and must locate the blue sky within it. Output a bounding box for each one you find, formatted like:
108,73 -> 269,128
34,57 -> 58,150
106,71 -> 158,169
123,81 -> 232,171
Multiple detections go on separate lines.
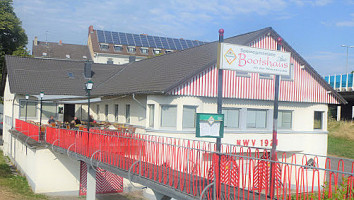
13,0 -> 354,76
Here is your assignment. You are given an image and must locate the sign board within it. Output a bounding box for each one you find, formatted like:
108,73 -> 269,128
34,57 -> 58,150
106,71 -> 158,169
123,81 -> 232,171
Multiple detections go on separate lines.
219,43 -> 291,76
196,113 -> 224,138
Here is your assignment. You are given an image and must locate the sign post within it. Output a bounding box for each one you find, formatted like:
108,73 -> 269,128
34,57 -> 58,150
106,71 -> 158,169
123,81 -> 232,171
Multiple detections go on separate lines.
218,34 -> 290,199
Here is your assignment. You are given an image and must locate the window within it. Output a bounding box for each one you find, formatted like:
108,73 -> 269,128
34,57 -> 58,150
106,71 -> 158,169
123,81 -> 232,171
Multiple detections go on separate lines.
126,104 -> 130,123
140,48 -> 149,54
127,46 -> 136,53
148,104 -> 155,128
105,105 -> 109,121
83,56 -> 87,59
236,71 -> 250,77
153,49 -> 161,55
314,111 -> 323,129
107,58 -> 113,64
96,105 -> 100,121
165,50 -> 173,54
183,106 -> 196,128
20,101 -> 37,118
114,45 -> 123,52
114,104 -> 119,122
99,43 -> 109,51
161,105 -> 177,127
259,74 -> 273,79
66,54 -> 70,59
42,102 -> 57,119
42,52 -> 47,56
281,63 -> 294,81
247,109 -> 267,128
222,108 -> 240,128
278,110 -> 292,129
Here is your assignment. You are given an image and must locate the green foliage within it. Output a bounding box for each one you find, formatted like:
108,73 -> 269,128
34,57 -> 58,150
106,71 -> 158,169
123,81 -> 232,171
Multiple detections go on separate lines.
328,135 -> 354,159
322,178 -> 354,200
0,0 -> 29,93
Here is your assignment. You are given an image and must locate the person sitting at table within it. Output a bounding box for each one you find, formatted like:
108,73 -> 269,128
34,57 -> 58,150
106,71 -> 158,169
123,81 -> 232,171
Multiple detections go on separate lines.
48,116 -> 55,124
71,117 -> 81,125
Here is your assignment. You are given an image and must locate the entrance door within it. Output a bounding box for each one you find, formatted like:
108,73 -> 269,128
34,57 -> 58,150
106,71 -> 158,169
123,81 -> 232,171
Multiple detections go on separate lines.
64,104 -> 75,123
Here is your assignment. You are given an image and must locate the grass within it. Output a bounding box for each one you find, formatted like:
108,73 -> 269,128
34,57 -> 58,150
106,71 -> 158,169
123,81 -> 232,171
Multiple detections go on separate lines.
0,149 -> 48,200
327,118 -> 354,159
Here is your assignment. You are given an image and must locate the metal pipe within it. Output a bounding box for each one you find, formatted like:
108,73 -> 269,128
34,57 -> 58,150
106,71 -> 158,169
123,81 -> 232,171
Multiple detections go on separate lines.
132,93 -> 146,109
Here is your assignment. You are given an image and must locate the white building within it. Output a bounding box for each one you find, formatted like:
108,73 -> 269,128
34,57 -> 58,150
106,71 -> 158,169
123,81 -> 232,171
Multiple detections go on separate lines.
3,27 -> 346,161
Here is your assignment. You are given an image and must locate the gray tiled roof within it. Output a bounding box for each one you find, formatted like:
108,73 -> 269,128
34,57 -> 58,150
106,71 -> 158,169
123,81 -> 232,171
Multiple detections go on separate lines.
32,41 -> 92,61
6,27 -> 345,103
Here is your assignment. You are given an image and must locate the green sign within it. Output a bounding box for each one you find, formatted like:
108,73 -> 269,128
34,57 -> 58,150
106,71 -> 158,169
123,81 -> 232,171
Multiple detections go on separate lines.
196,113 -> 224,138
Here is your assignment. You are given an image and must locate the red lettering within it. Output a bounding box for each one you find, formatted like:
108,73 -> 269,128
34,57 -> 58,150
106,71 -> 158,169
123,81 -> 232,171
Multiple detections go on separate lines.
243,139 -> 250,146
251,139 -> 256,146
238,53 -> 246,67
265,139 -> 269,146
236,140 -> 241,145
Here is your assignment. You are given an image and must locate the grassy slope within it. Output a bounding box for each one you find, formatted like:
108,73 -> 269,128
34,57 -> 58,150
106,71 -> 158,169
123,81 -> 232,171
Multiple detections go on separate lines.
0,150 -> 47,200
327,119 -> 354,159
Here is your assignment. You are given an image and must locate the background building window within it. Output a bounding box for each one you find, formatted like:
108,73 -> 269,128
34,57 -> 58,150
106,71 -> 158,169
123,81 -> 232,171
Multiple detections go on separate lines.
107,58 -> 113,64
222,108 -> 240,128
114,104 -> 119,122
105,105 -> 109,121
42,102 -> 57,119
314,111 -> 323,129
140,48 -> 149,54
114,45 -> 123,52
99,43 -> 109,51
126,104 -> 130,123
165,50 -> 173,54
20,101 -> 37,118
161,105 -> 177,128
96,105 -> 100,121
127,46 -> 136,53
148,104 -> 155,128
153,49 -> 161,55
247,109 -> 267,128
183,106 -> 196,128
278,110 -> 292,129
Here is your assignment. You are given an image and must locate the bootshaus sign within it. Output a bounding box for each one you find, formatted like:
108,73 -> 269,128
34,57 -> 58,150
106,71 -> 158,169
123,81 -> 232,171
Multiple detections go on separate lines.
219,43 -> 291,76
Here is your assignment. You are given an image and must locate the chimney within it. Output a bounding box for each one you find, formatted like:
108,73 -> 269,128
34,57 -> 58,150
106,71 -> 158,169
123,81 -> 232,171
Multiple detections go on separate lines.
89,25 -> 94,34
84,61 -> 92,79
59,40 -> 62,45
34,36 -> 38,46
129,56 -> 136,63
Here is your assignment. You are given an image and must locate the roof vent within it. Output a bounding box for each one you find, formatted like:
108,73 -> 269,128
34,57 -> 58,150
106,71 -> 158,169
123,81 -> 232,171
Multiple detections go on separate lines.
84,61 -> 92,79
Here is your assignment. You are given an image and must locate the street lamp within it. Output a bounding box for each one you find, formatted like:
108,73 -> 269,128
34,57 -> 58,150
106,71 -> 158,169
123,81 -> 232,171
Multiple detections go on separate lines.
85,80 -> 93,132
341,45 -> 354,74
25,94 -> 29,121
39,92 -> 44,141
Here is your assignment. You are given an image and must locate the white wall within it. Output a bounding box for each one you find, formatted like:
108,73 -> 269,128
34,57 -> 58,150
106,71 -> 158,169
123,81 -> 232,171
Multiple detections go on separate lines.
93,53 -> 144,65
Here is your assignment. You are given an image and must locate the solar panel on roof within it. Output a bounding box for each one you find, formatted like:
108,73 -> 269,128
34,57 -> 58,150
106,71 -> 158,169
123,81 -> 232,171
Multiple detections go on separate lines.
173,39 -> 183,50
147,35 -> 156,48
118,32 -> 128,45
186,40 -> 194,48
97,30 -> 105,43
160,37 -> 170,49
191,40 -> 199,47
153,36 -> 164,49
166,38 -> 177,50
104,31 -> 113,43
112,32 -> 120,44
140,35 -> 149,47
132,34 -> 143,47
126,33 -> 135,46
179,39 -> 188,49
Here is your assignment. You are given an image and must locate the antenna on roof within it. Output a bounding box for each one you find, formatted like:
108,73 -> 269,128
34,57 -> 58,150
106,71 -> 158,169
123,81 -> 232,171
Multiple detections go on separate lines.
45,31 -> 48,45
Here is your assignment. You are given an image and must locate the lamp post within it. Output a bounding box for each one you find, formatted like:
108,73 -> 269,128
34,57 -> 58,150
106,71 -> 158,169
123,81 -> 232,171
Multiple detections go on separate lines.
341,45 -> 354,74
25,94 -> 29,121
85,80 -> 93,132
39,92 -> 44,141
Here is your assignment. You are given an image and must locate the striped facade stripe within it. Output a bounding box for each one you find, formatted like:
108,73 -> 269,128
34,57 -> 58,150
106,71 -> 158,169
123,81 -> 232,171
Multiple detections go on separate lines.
168,35 -> 340,104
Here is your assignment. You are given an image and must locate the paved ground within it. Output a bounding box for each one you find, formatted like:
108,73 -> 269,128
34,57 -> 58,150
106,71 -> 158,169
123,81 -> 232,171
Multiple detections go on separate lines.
49,191 -> 146,200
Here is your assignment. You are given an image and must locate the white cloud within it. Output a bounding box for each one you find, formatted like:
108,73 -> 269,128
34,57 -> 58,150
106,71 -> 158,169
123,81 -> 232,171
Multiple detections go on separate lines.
290,0 -> 332,6
336,13 -> 354,27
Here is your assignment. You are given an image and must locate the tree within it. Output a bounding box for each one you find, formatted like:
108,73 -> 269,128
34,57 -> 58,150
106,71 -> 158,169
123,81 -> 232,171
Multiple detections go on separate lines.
0,0 -> 29,94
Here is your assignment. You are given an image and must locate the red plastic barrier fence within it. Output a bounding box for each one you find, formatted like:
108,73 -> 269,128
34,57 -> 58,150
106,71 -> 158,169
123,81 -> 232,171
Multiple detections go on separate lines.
14,119 -> 354,199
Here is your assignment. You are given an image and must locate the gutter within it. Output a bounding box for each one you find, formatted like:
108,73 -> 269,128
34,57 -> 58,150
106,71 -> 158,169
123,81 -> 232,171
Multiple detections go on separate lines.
132,93 -> 146,110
